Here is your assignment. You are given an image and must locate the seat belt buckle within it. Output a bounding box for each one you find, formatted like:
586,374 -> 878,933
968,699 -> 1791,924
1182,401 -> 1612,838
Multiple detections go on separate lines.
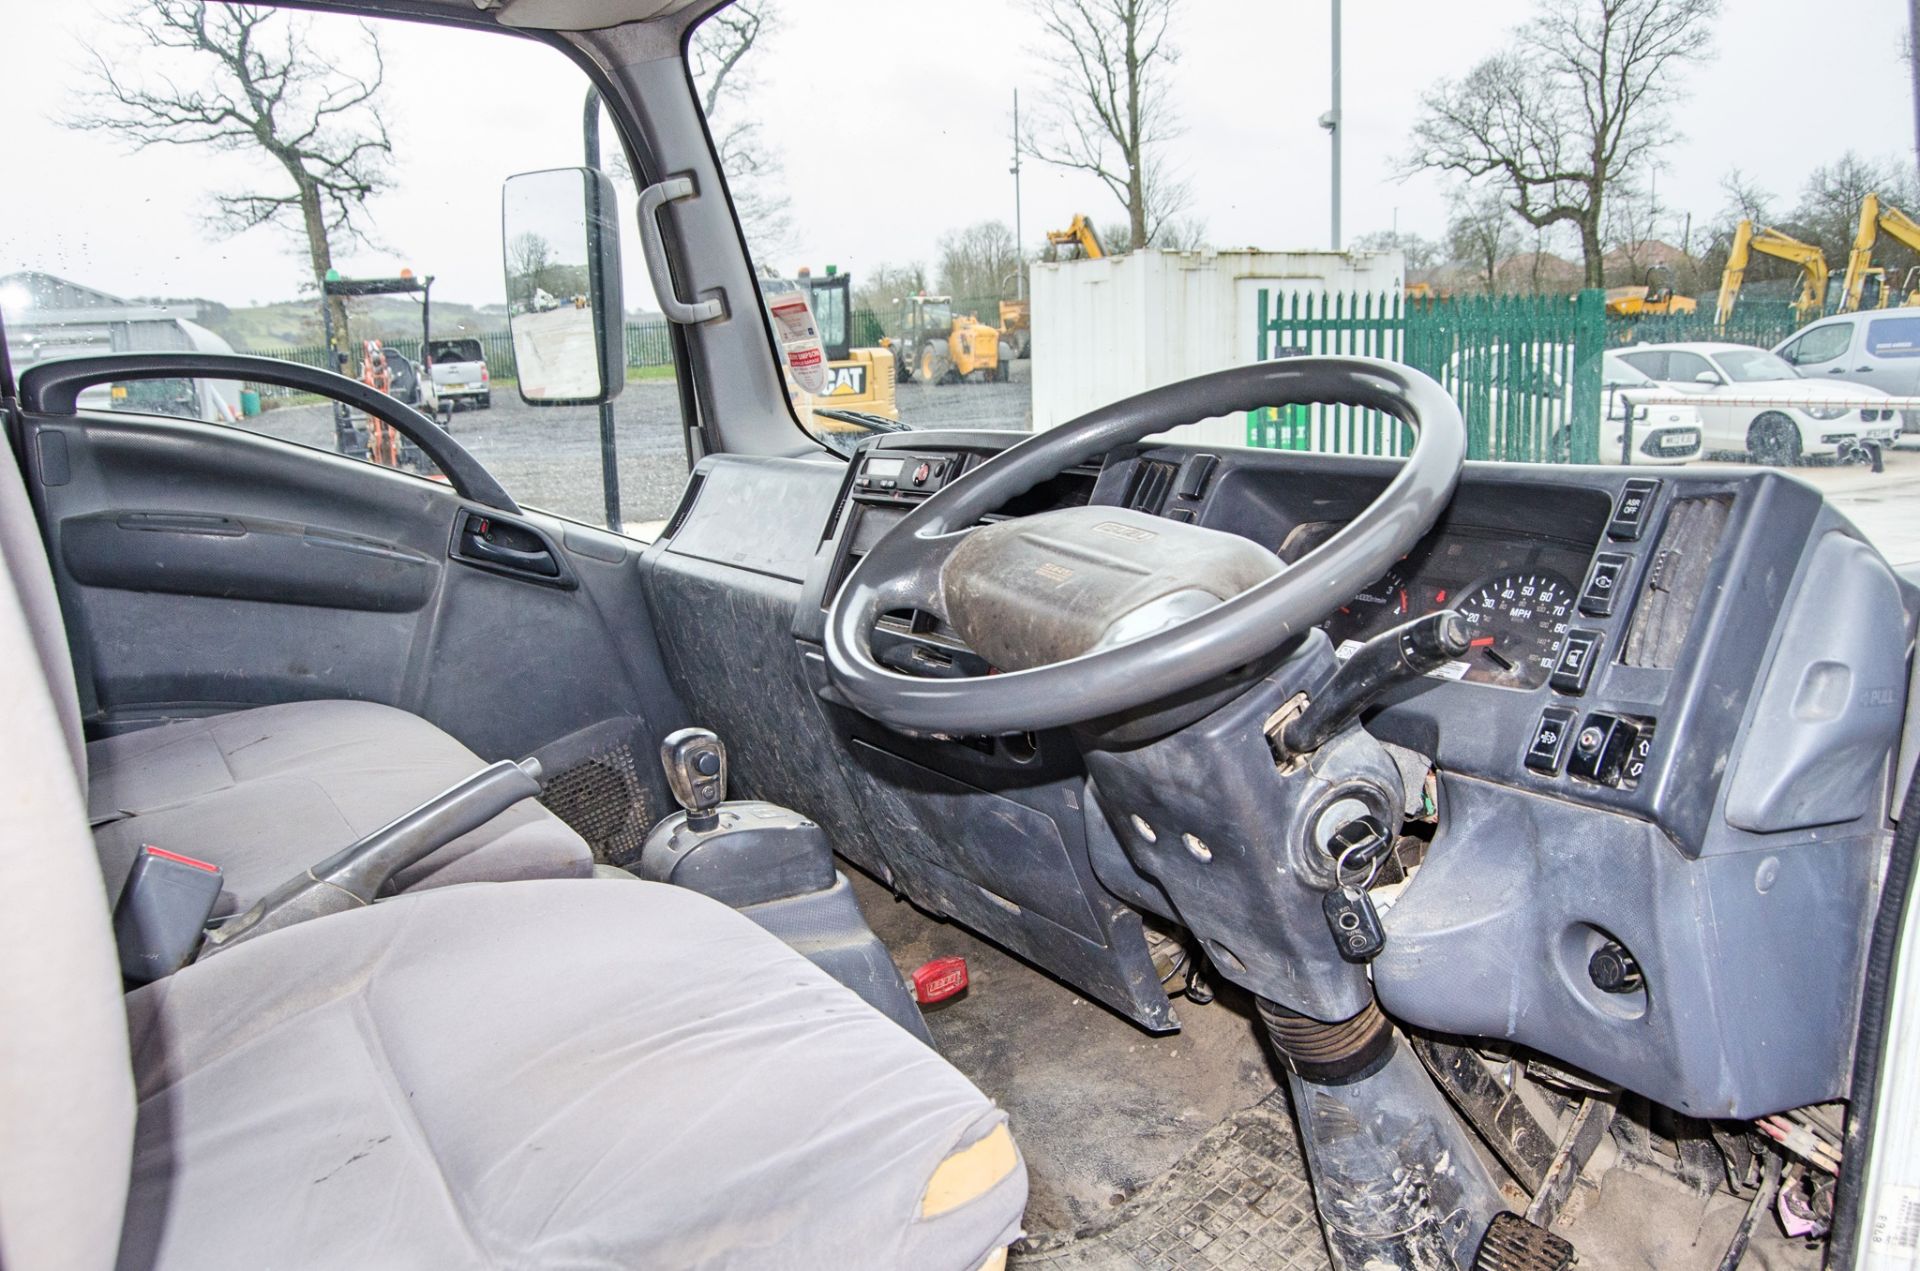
113,845 -> 223,985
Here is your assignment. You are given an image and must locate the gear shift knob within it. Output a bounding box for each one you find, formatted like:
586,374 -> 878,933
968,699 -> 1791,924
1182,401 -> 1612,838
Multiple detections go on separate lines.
660,728 -> 728,831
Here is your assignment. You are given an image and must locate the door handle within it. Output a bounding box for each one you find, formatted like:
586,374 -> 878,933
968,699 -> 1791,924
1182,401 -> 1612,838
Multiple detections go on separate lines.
453,510 -> 563,581
464,535 -> 557,574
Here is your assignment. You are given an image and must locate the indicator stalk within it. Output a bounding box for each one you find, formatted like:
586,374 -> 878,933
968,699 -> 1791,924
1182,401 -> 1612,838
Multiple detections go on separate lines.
1277,611 -> 1469,757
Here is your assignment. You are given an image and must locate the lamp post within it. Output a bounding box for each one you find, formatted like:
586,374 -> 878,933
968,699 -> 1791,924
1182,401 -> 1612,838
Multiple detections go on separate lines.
1011,89 -> 1025,300
1318,0 -> 1343,251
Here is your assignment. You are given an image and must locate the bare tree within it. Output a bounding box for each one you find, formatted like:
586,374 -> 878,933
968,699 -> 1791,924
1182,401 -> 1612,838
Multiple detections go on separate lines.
1787,151 -> 1920,262
1446,187 -> 1520,294
689,2 -> 790,259
1407,0 -> 1718,287
68,2 -> 391,346
936,222 -> 1023,307
1600,180 -> 1669,284
1718,169 -> 1774,225
853,262 -> 931,340
1023,0 -> 1188,251
1148,215 -> 1209,250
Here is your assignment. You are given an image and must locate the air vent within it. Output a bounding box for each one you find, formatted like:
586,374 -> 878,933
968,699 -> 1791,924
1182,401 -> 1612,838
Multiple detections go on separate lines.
1124,459 -> 1178,515
1622,494 -> 1733,668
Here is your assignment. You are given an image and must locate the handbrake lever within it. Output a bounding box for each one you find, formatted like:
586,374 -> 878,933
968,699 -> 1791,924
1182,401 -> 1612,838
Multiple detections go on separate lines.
197,757 -> 543,960
1274,611 -> 1469,759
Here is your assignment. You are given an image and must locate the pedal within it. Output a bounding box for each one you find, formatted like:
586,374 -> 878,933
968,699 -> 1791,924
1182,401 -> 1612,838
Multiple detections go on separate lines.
1473,1212 -> 1575,1271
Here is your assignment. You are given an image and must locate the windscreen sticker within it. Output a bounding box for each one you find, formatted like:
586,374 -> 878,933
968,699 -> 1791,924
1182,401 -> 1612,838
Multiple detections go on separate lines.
768,292 -> 827,395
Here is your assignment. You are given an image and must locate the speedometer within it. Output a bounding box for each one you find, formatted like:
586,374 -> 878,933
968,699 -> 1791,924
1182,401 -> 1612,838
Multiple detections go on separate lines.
1455,572 -> 1576,688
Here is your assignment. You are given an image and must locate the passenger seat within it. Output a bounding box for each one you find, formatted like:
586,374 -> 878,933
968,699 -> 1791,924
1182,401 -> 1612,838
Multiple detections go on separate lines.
0,503 -> 1030,1271
0,444 -> 591,914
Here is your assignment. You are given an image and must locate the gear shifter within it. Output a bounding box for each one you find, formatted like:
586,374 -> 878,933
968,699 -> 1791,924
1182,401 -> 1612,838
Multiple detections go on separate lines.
660,728 -> 728,831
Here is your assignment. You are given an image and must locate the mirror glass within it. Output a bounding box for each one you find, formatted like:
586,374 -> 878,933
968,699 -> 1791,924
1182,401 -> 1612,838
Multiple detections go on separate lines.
502,167 -> 622,404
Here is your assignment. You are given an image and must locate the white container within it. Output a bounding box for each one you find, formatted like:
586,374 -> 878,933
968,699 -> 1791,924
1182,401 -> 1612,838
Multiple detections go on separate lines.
1028,247 -> 1405,446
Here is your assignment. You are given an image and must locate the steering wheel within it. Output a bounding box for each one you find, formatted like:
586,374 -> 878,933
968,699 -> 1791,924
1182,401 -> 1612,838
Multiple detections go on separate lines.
824,357 -> 1466,735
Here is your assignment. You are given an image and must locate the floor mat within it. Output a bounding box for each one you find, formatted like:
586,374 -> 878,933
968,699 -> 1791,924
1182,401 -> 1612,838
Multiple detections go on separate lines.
1014,1087 -> 1331,1271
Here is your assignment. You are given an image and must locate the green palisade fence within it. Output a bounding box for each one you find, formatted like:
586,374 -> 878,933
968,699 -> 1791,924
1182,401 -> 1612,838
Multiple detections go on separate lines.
1251,289 -> 1607,464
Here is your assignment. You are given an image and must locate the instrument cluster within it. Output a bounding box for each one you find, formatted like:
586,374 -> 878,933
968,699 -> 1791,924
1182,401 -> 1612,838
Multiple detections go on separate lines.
1280,521 -> 1596,690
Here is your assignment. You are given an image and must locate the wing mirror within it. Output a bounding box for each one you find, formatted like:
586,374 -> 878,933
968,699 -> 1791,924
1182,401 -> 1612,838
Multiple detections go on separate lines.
500,167 -> 624,405
1693,370 -> 1724,386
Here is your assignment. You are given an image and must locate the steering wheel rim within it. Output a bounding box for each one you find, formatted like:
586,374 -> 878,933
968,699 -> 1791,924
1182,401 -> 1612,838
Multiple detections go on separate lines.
824,357 -> 1466,735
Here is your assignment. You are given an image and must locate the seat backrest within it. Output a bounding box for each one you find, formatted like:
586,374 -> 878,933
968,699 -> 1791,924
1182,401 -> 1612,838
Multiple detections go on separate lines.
0,432 -> 87,787
0,440 -> 133,1271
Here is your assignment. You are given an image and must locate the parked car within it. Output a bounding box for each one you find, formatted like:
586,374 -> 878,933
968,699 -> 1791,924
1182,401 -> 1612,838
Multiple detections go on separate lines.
1598,351 -> 1706,465
1614,341 -> 1898,465
426,337 -> 491,410
1441,346 -> 1704,465
1775,307 -> 1920,437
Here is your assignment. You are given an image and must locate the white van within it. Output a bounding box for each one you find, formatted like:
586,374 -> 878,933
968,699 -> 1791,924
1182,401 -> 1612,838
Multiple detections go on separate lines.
1776,308 -> 1920,434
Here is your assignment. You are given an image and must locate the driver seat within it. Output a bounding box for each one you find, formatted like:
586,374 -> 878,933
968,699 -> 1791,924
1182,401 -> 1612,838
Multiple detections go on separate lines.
0,532 -> 1028,1270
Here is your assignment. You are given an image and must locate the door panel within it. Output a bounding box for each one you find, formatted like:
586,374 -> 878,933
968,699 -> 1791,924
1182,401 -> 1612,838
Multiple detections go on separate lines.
22,411 -> 689,787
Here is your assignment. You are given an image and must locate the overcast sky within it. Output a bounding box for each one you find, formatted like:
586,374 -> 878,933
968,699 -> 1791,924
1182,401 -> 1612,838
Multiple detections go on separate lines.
0,0 -> 1911,314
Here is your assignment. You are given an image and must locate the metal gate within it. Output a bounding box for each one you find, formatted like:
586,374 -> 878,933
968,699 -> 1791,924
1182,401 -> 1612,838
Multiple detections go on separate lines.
1249,289 -> 1607,464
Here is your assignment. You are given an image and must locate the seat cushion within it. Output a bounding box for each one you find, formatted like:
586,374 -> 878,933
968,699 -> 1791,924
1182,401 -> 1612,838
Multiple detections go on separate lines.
118,879 -> 1027,1270
89,701 -> 592,914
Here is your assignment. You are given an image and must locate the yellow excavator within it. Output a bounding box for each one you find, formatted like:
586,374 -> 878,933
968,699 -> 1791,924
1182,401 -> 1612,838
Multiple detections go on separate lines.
1715,220 -> 1830,325
1840,193 -> 1920,312
1045,215 -> 1106,262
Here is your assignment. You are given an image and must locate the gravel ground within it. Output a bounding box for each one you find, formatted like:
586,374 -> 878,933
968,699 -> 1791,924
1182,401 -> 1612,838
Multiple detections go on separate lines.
252,361 -> 1033,530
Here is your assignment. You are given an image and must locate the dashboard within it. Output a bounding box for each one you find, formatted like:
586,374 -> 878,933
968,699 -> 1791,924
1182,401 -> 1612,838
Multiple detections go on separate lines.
654,427 -> 1913,1123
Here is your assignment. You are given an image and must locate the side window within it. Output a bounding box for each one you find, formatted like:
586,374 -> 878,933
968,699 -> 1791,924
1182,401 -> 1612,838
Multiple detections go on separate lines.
1781,324 -> 1853,366
1666,352 -> 1716,383
1865,317 -> 1920,359
3,7 -> 684,539
1619,351 -> 1668,380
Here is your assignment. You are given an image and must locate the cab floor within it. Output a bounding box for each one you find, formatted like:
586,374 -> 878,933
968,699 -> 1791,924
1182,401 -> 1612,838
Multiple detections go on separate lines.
845,868 -> 1314,1258
846,867 -> 1829,1271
